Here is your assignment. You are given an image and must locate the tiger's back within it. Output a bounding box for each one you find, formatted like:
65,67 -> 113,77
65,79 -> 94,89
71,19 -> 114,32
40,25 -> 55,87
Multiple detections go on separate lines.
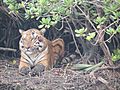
19,28 -> 64,75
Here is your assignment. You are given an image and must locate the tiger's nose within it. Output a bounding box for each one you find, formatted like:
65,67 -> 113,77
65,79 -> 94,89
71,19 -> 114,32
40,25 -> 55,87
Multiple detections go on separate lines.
27,47 -> 30,50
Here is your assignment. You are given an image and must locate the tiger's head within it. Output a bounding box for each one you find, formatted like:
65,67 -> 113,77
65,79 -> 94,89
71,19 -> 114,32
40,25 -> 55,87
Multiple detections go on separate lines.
19,29 -> 47,55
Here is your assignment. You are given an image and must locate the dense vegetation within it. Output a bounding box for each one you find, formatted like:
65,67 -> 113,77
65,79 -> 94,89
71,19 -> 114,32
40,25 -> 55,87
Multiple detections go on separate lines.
0,0 -> 120,66
0,1 -> 120,90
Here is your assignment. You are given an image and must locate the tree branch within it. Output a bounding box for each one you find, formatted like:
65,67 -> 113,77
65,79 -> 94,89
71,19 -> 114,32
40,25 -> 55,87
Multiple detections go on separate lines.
0,47 -> 17,52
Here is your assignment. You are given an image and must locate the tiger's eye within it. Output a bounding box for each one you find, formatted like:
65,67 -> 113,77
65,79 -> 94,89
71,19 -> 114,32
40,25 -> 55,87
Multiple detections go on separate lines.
21,46 -> 24,48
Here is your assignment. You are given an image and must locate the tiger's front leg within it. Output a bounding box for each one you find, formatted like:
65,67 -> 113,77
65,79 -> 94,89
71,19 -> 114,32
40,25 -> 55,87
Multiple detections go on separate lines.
19,60 -> 31,75
31,59 -> 49,76
31,64 -> 45,76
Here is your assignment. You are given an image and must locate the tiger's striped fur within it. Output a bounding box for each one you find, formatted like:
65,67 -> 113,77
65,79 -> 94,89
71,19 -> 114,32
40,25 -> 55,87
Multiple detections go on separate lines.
19,29 -> 64,75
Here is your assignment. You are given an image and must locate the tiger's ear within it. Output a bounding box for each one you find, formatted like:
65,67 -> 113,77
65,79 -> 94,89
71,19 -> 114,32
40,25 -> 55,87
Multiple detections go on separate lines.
40,28 -> 46,35
19,29 -> 24,35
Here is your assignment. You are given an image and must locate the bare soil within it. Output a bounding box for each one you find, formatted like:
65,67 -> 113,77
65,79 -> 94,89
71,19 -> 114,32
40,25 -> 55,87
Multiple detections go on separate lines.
0,59 -> 120,90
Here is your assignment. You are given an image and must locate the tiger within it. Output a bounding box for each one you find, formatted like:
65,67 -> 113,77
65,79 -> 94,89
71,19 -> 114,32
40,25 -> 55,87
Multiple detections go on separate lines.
19,28 -> 64,76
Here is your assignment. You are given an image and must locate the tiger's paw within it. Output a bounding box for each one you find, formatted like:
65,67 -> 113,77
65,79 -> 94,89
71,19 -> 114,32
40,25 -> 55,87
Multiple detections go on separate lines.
31,64 -> 45,76
19,67 -> 31,76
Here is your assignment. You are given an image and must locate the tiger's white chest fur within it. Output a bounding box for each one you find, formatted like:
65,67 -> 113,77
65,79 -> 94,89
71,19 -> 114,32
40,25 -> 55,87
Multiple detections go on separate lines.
21,46 -> 48,66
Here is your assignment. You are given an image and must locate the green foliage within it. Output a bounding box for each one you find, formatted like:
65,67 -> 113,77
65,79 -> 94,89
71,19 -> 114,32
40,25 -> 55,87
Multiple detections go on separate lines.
3,0 -> 120,30
40,18 -> 52,28
94,16 -> 106,25
3,0 -> 18,13
106,28 -> 117,35
3,0 -> 75,28
75,28 -> 87,37
103,0 -> 120,20
105,25 -> 120,35
85,32 -> 96,41
75,28 -> 96,41
2,0 -> 120,65
72,0 -> 120,44
116,25 -> 120,33
112,49 -> 120,61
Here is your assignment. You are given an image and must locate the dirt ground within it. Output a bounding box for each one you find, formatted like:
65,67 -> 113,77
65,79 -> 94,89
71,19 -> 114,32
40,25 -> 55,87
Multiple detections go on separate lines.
0,59 -> 120,90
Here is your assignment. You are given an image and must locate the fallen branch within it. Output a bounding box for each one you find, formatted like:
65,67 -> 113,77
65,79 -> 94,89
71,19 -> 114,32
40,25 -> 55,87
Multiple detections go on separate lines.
0,47 -> 17,52
97,76 -> 115,90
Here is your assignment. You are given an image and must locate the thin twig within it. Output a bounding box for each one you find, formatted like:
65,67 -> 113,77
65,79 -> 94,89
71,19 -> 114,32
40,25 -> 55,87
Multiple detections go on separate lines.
0,47 -> 17,52
75,5 -> 98,33
105,34 -> 115,43
55,19 -> 64,31
90,65 -> 120,75
65,18 -> 83,59
102,19 -> 120,32
75,5 -> 100,45
84,1 -> 103,8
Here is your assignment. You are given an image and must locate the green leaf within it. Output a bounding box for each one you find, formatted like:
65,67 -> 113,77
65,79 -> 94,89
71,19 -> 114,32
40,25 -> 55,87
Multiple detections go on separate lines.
51,21 -> 57,26
89,32 -> 96,38
31,15 -> 35,19
106,28 -> 117,35
94,16 -> 106,25
112,49 -> 120,61
75,29 -> 80,33
45,25 -> 50,28
8,4 -> 15,10
19,1 -> 25,8
86,32 -> 96,41
75,28 -> 87,37
86,36 -> 91,41
112,11 -> 120,19
52,14 -> 60,21
116,26 -> 120,33
39,0 -> 46,5
75,34 -> 81,37
38,25 -> 44,29
41,18 -> 46,23
41,18 -> 51,25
